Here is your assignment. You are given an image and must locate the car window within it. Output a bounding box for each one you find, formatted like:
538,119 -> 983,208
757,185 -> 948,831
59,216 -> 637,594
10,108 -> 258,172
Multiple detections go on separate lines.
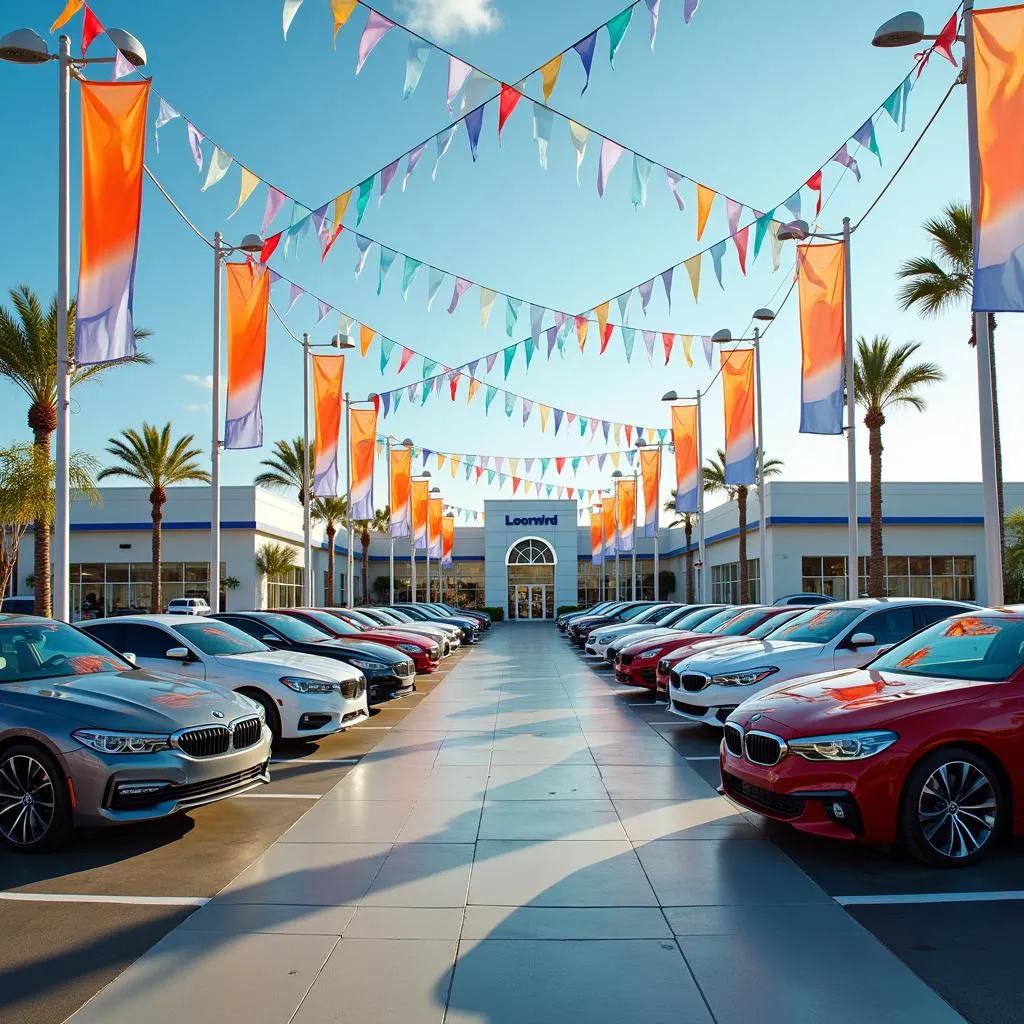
715,609 -> 771,636
753,611 -> 804,638
772,606 -> 864,643
672,607 -> 724,630
81,622 -> 124,650
0,621 -> 128,682
176,621 -> 270,655
856,606 -> 919,647
246,613 -> 331,642
917,604 -> 968,629
120,624 -> 179,659
218,616 -> 278,642
694,608 -> 746,633
304,611 -> 361,635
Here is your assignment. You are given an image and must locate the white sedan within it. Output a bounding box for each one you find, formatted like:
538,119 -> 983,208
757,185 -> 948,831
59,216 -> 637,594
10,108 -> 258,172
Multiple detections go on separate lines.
80,615 -> 368,741
665,598 -> 973,727
583,604 -> 684,657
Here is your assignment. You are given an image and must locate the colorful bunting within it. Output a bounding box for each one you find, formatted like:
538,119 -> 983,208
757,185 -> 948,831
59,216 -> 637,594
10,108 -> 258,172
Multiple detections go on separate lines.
573,31 -> 598,92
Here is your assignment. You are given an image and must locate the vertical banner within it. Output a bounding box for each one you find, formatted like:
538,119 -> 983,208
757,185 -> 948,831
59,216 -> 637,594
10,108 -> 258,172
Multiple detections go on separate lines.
441,515 -> 455,567
311,355 -> 344,496
389,447 -> 412,537
412,478 -> 429,550
973,4 -> 1024,311
75,80 -> 151,365
797,243 -> 845,434
640,447 -> 661,537
721,349 -> 756,485
671,404 -> 699,513
590,510 -> 604,565
616,478 -> 636,553
348,407 -> 377,519
603,500 -> 617,557
428,496 -> 443,559
225,262 -> 270,449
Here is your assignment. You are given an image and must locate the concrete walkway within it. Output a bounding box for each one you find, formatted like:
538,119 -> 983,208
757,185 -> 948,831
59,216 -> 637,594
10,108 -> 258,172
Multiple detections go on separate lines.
67,624 -> 964,1023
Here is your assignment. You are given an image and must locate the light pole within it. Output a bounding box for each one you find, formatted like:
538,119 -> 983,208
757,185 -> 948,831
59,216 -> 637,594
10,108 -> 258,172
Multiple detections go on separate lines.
637,438 -> 658,600
662,389 -> 705,601
426,486 -> 441,602
872,5 -> 1002,604
711,307 -> 776,603
210,232 -> 263,613
0,26 -> 146,621
410,470 -> 431,602
389,437 -> 415,605
611,471 -> 624,600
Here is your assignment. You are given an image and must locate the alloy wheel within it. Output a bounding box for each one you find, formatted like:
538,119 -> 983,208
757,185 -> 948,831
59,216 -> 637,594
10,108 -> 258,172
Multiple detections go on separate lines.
917,760 -> 997,860
0,753 -> 57,848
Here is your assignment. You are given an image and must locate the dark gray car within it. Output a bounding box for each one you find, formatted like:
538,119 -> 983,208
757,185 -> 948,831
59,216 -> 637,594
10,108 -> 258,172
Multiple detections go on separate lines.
0,615 -> 271,853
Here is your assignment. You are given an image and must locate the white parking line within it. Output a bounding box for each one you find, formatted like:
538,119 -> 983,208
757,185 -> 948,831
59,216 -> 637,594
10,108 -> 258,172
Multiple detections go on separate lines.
236,793 -> 321,800
0,892 -> 209,907
359,726 -> 394,730
684,756 -> 721,761
270,757 -> 361,764
836,890 -> 1024,907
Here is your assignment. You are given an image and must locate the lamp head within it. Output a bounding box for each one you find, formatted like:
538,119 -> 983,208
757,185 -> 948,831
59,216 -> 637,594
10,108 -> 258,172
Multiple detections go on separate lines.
430,486 -> 441,494
612,470 -> 623,479
752,307 -> 776,322
711,329 -> 732,345
660,390 -> 679,402
635,438 -> 646,448
106,28 -> 146,66
872,11 -> 925,47
238,233 -> 263,253
0,28 -> 49,63
330,334 -> 356,349
776,219 -> 811,242
401,437 -> 414,447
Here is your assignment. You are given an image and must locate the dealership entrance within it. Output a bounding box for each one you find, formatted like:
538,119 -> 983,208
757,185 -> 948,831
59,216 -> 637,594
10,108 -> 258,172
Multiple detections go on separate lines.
506,538 -> 555,620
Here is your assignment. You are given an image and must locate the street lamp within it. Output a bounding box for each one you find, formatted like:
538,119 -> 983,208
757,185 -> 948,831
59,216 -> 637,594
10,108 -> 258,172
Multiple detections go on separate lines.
426,486 -> 441,602
410,469 -> 431,601
611,470 -> 625,600
210,232 -> 262,613
710,307 -> 775,603
872,4 -> 1001,605
662,388 -> 705,601
637,438 -> 659,600
1,26 -> 145,621
387,437 -> 414,604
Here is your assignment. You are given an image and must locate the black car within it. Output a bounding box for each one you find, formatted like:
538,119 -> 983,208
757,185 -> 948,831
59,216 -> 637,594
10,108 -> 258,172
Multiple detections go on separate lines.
212,611 -> 415,704
568,602 -> 663,645
390,604 -> 480,643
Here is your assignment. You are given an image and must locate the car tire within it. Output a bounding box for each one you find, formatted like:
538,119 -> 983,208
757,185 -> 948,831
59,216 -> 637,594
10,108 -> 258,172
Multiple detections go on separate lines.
0,743 -> 73,854
239,689 -> 282,744
898,746 -> 1004,867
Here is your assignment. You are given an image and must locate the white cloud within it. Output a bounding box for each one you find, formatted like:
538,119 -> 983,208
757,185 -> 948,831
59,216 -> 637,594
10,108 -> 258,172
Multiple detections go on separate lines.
185,402 -> 211,413
182,374 -> 213,390
399,0 -> 500,41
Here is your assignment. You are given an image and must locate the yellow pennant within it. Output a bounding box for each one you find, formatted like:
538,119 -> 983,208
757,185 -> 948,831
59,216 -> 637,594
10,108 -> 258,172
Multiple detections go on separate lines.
509,458 -> 520,476
539,54 -> 563,103
331,0 -> 358,46
437,453 -> 447,470
467,377 -> 482,404
539,404 -> 551,431
696,184 -> 715,240
594,300 -> 610,338
50,0 -> 83,32
359,324 -> 375,356
684,253 -> 701,301
613,424 -> 622,447
450,455 -> 461,478
681,334 -> 694,368
230,168 -> 261,219
332,190 -> 352,233
611,451 -> 622,469
576,317 -> 588,351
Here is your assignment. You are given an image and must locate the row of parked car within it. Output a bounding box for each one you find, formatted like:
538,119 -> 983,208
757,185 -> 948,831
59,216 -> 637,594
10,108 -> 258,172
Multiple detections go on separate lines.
0,602 -> 489,853
560,596 -> 1024,867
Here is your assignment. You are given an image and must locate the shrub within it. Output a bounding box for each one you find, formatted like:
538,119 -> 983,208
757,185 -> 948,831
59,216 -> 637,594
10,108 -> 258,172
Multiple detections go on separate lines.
658,570 -> 677,596
481,606 -> 504,622
556,605 -> 581,616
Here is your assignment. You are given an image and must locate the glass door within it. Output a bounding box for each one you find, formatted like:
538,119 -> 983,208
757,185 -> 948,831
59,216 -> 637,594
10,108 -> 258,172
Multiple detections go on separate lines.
530,586 -> 544,619
515,585 -> 531,620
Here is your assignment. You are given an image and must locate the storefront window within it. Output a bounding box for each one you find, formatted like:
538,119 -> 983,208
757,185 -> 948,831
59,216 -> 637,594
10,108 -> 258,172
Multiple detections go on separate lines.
71,561 -> 226,620
266,566 -> 304,609
711,560 -> 760,604
801,555 -> 974,601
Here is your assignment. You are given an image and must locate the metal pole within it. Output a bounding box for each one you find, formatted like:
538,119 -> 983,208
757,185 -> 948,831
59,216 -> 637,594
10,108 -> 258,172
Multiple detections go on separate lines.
614,483 -> 620,600
302,333 -> 312,607
963,0 -> 1004,606
654,534 -> 660,601
387,440 -> 394,605
410,529 -> 416,602
753,328 -> 768,603
842,218 -> 859,600
210,234 -> 223,613
344,394 -> 353,606
696,390 -> 706,601
631,468 -> 637,599
425,526 -> 431,603
53,36 -> 72,622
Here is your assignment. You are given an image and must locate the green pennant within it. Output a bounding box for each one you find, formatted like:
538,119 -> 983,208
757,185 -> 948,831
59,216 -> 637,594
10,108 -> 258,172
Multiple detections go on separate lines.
579,416 -> 588,436
753,209 -> 775,262
503,345 -> 516,379
504,391 -> 516,417
422,357 -> 437,378
505,296 -> 522,336
401,256 -> 422,300
392,388 -> 402,412
487,469 -> 496,484
606,6 -> 633,66
540,457 -> 550,476
524,339 -> 535,369
571,456 -> 581,474
485,385 -> 497,413
380,337 -> 395,373
621,326 -> 635,363
355,176 -> 374,224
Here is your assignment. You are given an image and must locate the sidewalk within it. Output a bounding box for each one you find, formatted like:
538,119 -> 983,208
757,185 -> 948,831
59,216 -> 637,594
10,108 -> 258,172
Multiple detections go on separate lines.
67,624 -> 964,1024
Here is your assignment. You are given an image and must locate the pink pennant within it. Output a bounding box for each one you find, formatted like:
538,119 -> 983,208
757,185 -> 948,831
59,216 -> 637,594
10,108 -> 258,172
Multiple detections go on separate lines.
379,158 -> 400,204
734,224 -> 750,274
726,197 -> 743,237
398,347 -> 414,373
261,186 -> 287,235
447,277 -> 472,314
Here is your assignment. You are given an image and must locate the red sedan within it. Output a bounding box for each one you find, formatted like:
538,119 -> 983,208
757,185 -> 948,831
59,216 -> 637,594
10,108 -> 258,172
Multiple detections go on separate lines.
721,610 -> 1024,866
280,608 -> 441,674
616,606 -> 787,690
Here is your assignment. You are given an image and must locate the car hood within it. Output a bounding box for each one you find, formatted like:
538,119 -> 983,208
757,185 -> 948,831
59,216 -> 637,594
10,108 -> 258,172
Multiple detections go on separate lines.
308,638 -> 407,664
356,629 -> 429,648
680,639 -> 825,672
732,668 -> 997,735
621,630 -> 705,654
219,649 -> 362,680
613,627 -> 684,648
664,636 -> 763,661
0,669 -> 256,737
600,624 -> 670,643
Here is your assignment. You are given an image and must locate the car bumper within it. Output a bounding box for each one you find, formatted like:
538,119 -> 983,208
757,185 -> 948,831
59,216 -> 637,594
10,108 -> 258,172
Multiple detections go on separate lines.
411,652 -> 440,673
63,734 -> 272,827
367,672 -> 417,704
613,661 -> 658,690
278,689 -> 368,739
666,696 -> 735,726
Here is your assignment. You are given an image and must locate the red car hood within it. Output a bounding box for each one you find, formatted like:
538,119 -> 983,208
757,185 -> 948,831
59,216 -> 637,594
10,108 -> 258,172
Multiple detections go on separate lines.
663,636 -> 763,661
732,668 -> 997,736
360,629 -> 431,650
621,631 -> 702,655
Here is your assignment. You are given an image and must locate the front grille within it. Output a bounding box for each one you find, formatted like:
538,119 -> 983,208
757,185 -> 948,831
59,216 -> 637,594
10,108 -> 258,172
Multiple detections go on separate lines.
298,713 -> 333,730
232,717 -> 262,751
619,653 -> 634,667
723,771 -> 804,818
109,762 -> 268,811
671,699 -> 709,717
744,731 -> 786,767
678,673 -> 710,693
723,723 -> 743,757
176,726 -> 230,758
341,677 -> 365,699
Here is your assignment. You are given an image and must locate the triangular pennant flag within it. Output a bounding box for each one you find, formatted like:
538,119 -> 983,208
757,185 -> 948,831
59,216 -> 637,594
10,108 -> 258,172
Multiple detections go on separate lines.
433,125 -> 457,180
485,351 -> 499,373
504,391 -> 516,418
573,31 -> 598,92
422,357 -> 438,378
710,239 -> 727,287
380,337 -> 395,372
853,119 -> 882,164
403,40 -> 430,99
831,142 -> 861,182
282,202 -> 311,259
600,322 -> 614,354
696,184 -> 715,240
616,290 -> 632,322
356,11 -> 395,74
612,449 -> 622,467
426,266 -> 445,310
522,398 -> 533,425
397,346 -> 414,373
524,338 -> 536,369
546,325 -> 558,358
282,0 -> 303,38
638,277 -> 655,314
230,167 -> 260,218
51,0 -> 84,33
316,300 -> 332,324
447,57 -> 472,113
498,84 -> 523,142
465,105 -> 485,161
579,417 -> 588,437
806,169 -> 823,216
153,98 -> 179,153
702,334 -> 714,367
309,203 -> 330,249
594,301 -> 610,338
529,303 -> 545,346
467,377 -> 481,404
614,424 -> 622,446
664,168 -> 687,211
353,234 -> 373,277
632,154 -> 653,208
643,330 -> 656,361
753,209 -> 774,262
575,315 -> 589,351
607,6 -> 633,66
505,296 -> 522,336
681,334 -> 694,367
332,190 -> 351,233
359,324 -> 375,356
539,406 -> 551,432
683,253 -> 701,300
598,453 -> 607,471
378,158 -> 401,204
539,53 -> 562,102
684,0 -> 700,23
568,121 -> 590,184
511,476 -> 521,494
726,197 -> 743,238
355,176 -> 374,224
503,345 -> 516,378
597,138 -> 624,197
260,232 -> 282,263
380,390 -> 391,417
645,0 -> 660,47
480,287 -> 497,328
555,457 -> 566,475
532,103 -> 554,170
448,277 -> 472,314
621,326 -> 636,363
186,122 -> 205,172
662,333 -> 675,365
661,267 -> 674,309
401,256 -> 422,300
883,81 -> 905,129
734,225 -> 750,274
783,191 -> 802,220
287,282 -> 304,313
331,0 -> 358,44
553,409 -> 564,434
770,220 -> 783,272
403,143 -> 427,190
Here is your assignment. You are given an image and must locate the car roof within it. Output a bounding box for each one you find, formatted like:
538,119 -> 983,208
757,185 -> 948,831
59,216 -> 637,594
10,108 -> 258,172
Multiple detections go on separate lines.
822,598 -> 975,609
0,612 -> 52,623
81,614 -> 204,625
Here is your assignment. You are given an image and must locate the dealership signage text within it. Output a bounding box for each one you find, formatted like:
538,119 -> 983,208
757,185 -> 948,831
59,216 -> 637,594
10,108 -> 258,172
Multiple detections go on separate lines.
505,515 -> 558,526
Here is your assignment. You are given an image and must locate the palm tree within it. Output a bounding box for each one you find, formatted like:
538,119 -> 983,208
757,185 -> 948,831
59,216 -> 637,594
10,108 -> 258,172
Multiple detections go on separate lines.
256,542 -> 297,609
703,449 -> 783,603
663,496 -> 697,602
254,437 -> 314,504
354,507 -> 391,603
98,423 -> 210,612
854,336 -> 944,597
311,496 -> 349,606
0,285 -> 150,615
897,201 -> 1004,552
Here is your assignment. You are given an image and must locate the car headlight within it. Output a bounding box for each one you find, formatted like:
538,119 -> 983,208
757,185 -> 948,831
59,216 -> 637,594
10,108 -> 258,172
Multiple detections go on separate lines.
637,649 -> 661,660
72,729 -> 171,754
397,643 -> 421,653
789,731 -> 898,761
251,700 -> 266,723
711,667 -> 778,687
347,658 -> 384,672
279,676 -> 338,694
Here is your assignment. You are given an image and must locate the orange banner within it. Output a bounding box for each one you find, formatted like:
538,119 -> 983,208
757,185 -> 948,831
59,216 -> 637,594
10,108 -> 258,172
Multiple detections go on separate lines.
74,80 -> 151,366
797,242 -> 845,434
603,500 -> 617,556
311,356 -> 344,497
441,515 -> 455,567
428,496 -> 443,559
590,510 -> 603,565
389,446 -> 411,538
639,447 -> 661,537
671,405 -> 699,513
721,349 -> 755,485
616,478 -> 636,553
348,407 -> 377,519
225,262 -> 270,449
412,479 -> 429,550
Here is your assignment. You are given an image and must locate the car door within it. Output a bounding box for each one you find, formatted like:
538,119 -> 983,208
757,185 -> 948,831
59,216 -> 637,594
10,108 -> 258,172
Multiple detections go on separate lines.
120,623 -> 208,680
832,606 -> 919,669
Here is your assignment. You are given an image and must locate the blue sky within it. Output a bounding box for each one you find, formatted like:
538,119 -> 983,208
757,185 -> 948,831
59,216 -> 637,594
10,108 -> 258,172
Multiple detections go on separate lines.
0,0 -> 1014,519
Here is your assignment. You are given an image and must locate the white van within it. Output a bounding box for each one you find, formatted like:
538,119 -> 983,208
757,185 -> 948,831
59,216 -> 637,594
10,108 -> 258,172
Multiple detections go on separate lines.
165,597 -> 211,616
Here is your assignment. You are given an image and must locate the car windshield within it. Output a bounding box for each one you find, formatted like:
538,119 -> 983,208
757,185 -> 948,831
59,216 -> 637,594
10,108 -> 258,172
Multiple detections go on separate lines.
612,605 -> 655,621
0,622 -> 129,682
300,611 -> 361,635
672,607 -> 723,630
714,609 -> 773,636
751,611 -> 803,638
870,615 -> 1024,682
176,621 -> 269,656
368,609 -> 401,624
250,613 -> 332,642
632,606 -> 672,624
338,609 -> 377,628
770,606 -> 865,643
387,609 -> 414,622
694,608 -> 748,634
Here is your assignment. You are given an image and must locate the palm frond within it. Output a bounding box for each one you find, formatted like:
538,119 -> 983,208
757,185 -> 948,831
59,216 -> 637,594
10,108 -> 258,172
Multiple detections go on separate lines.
98,421 -> 209,488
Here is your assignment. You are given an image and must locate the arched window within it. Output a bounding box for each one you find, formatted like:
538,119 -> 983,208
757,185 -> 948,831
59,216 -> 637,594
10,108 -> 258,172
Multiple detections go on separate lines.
506,539 -> 556,566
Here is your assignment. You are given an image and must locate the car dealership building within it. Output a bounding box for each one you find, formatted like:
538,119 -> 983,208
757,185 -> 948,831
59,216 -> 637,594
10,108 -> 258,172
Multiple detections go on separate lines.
11,482 -> 1021,620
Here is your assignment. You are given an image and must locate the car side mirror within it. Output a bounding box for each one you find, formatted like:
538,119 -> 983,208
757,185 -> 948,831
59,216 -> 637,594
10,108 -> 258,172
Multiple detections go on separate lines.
165,647 -> 191,661
848,632 -> 876,648
123,652 -> 137,665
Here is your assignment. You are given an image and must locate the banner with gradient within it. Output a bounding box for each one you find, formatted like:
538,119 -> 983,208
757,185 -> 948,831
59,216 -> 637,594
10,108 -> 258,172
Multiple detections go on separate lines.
349,407 -> 377,519
590,510 -> 603,565
225,262 -> 270,449
797,242 -> 845,434
721,349 -> 756,485
616,478 -> 636,553
441,515 -> 455,567
640,447 -> 661,537
389,447 -> 412,538
974,5 -> 1024,311
75,80 -> 151,366
311,355 -> 344,497
603,501 -> 617,556
428,496 -> 443,559
671,405 -> 699,513
412,479 -> 429,549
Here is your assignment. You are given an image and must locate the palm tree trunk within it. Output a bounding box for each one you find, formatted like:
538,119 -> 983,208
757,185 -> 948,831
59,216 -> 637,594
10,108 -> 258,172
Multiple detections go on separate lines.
361,530 -> 370,603
684,518 -> 694,602
325,524 -> 336,606
865,413 -> 885,597
151,492 -> 165,613
737,487 -> 748,603
28,405 -> 55,618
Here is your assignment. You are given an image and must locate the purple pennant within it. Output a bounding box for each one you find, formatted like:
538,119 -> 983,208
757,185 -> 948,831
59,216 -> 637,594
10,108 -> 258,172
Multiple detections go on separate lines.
316,299 -> 331,323
530,304 -> 544,346
525,458 -> 534,473
684,0 -> 700,23
485,351 -> 499,373
573,31 -> 598,92
465,105 -> 485,162
598,453 -> 607,471
379,158 -> 401,204
644,0 -> 661,47
546,325 -> 558,358
643,330 -> 656,361
448,277 -> 472,314
267,269 -> 283,288
186,122 -> 204,171
638,277 -> 655,314
831,143 -> 862,182
467,359 -> 480,377
602,421 -> 610,442
381,391 -> 391,417
661,267 -> 674,309
403,143 -> 426,190
522,399 -> 533,424
310,203 -> 329,248
702,334 -> 714,367
553,310 -> 569,330
261,186 -> 287,235
664,168 -> 686,211
287,283 -> 304,312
